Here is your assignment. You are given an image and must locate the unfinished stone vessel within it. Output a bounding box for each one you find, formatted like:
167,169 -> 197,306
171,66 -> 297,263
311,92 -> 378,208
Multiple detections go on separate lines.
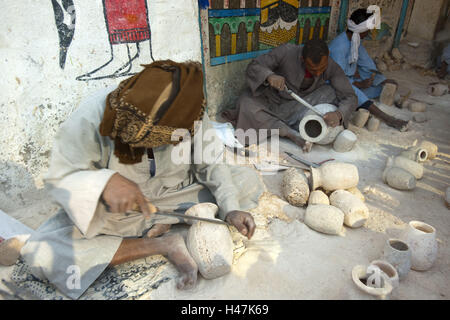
370,260 -> 399,289
304,204 -> 344,235
352,109 -> 370,128
367,117 -> 380,132
427,83 -> 448,96
351,265 -> 393,298
386,156 -> 424,180
346,187 -> 365,202
418,141 -> 438,160
333,130 -> 357,153
408,102 -> 427,112
400,147 -> 428,162
185,203 -> 234,279
381,239 -> 411,280
380,83 -> 397,106
329,190 -> 369,228
282,168 -> 310,207
310,161 -> 359,192
298,104 -> 344,145
382,166 -> 416,190
401,221 -> 437,271
308,190 -> 329,205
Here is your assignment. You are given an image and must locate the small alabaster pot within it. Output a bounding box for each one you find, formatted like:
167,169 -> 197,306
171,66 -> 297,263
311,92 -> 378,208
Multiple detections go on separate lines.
401,221 -> 437,271
381,238 -> 411,280
352,265 -> 393,299
185,203 -> 233,279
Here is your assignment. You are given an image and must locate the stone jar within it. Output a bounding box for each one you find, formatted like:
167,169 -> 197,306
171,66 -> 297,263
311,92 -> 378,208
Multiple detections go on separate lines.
386,156 -> 424,180
367,116 -> 381,132
408,102 -> 427,112
304,204 -> 344,235
370,260 -> 400,289
382,166 -> 416,191
308,190 -> 329,205
282,168 -> 310,207
351,265 -> 393,299
352,109 -> 370,128
310,161 -> 359,192
185,203 -> 234,279
418,141 -> 438,160
400,147 -> 428,163
329,190 -> 369,228
381,239 -> 411,280
427,83 -> 448,96
333,130 -> 357,153
401,221 -> 438,271
298,103 -> 344,145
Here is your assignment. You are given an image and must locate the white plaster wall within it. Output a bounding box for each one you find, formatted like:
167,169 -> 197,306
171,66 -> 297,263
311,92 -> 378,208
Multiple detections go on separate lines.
0,0 -> 202,211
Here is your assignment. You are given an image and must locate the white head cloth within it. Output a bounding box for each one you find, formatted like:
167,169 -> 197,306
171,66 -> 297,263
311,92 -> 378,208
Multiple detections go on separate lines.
347,15 -> 377,64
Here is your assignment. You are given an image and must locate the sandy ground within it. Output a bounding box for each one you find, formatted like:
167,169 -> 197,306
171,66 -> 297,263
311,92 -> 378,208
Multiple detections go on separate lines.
0,67 -> 449,300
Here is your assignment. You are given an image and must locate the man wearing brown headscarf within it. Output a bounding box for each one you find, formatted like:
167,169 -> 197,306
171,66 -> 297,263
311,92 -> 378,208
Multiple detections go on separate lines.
19,60 -> 264,299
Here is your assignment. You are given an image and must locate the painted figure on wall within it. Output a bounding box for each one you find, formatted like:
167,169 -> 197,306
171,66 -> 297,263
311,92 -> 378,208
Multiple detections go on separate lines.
51,0 -> 76,69
52,0 -> 154,81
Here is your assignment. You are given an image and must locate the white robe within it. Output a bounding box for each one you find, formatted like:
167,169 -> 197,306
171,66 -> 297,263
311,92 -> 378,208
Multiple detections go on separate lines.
20,87 -> 264,299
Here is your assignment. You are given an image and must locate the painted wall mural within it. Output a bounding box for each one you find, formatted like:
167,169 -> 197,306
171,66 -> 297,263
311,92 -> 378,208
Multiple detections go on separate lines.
51,0 -> 154,81
206,0 -> 332,66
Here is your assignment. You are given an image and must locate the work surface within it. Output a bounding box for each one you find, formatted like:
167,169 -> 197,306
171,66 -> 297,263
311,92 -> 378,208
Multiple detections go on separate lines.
0,68 -> 449,300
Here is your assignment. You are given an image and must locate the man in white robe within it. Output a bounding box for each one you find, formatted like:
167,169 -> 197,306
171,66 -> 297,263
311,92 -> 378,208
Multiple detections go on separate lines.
19,61 -> 264,299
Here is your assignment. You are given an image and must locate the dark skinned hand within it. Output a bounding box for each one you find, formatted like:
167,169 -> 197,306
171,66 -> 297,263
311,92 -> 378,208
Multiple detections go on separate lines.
267,74 -> 286,91
225,210 -> 256,240
102,173 -> 152,218
353,77 -> 374,89
323,111 -> 342,127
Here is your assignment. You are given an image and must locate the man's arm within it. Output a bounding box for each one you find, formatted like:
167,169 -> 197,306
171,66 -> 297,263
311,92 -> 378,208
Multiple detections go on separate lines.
246,44 -> 291,96
44,88 -> 119,236
328,59 -> 359,127
191,116 -> 258,239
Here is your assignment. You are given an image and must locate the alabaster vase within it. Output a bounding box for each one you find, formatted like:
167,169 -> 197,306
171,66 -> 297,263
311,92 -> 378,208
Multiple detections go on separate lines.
329,190 -> 369,228
310,161 -> 359,192
304,204 -> 344,235
381,239 -> 411,280
282,168 -> 310,207
386,156 -> 423,180
299,104 -> 344,145
401,221 -> 437,271
185,203 -> 234,279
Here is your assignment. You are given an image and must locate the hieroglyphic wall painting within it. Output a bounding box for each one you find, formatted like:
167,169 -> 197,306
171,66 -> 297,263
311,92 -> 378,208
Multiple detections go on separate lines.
206,0 -> 332,66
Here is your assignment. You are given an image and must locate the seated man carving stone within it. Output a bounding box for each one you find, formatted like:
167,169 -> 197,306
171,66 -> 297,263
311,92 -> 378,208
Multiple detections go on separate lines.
222,39 -> 358,152
20,60 -> 264,299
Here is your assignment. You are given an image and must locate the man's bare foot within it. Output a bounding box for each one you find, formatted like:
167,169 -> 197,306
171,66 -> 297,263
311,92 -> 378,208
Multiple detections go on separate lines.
163,234 -> 198,290
384,117 -> 410,132
146,224 -> 171,238
368,104 -> 409,132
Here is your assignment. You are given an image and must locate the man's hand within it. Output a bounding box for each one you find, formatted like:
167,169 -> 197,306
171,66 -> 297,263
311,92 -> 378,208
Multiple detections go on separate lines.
225,211 -> 256,240
102,173 -> 152,218
267,74 -> 286,91
353,77 -> 374,89
323,111 -> 342,128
